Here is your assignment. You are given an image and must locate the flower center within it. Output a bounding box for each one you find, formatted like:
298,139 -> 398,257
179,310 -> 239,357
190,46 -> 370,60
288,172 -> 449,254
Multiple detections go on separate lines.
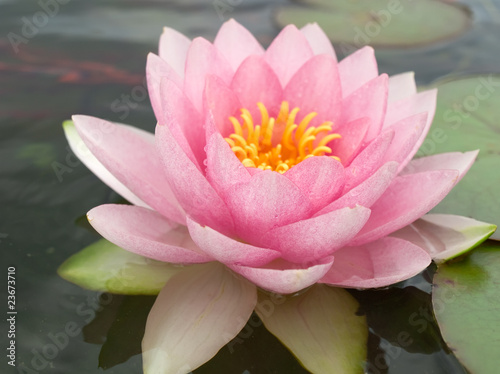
224,101 -> 341,173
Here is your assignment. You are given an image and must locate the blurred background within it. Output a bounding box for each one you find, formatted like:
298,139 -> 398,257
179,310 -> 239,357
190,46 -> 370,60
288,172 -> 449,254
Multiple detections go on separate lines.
1,0 -> 499,373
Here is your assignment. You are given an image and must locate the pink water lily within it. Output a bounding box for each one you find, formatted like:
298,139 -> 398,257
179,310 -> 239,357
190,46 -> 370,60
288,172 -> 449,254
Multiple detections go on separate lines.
64,20 -> 496,374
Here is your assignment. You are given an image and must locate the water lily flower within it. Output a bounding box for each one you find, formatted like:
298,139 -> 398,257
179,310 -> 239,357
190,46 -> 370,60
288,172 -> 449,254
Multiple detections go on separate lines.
63,20 -> 496,374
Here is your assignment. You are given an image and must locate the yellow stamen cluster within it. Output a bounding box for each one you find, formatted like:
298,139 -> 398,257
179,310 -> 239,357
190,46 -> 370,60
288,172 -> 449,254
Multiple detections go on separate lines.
224,101 -> 341,173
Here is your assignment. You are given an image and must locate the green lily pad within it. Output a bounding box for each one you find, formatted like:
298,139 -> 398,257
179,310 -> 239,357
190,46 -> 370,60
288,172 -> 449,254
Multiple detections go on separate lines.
58,239 -> 183,295
274,0 -> 471,48
432,241 -> 500,374
419,76 -> 500,240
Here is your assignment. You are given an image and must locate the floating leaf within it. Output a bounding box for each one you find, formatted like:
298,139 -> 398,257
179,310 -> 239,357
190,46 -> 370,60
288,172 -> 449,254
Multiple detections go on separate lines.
58,239 -> 182,295
433,241 -> 500,374
256,285 -> 367,374
420,76 -> 500,240
274,0 -> 471,48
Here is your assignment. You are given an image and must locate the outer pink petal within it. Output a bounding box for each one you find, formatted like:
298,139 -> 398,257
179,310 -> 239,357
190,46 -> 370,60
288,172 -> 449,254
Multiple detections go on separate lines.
214,19 -> 265,71
341,74 -> 389,142
383,89 -> 437,158
388,72 -> 416,104
224,170 -> 312,243
230,257 -> 334,294
186,217 -> 280,267
391,214 -> 496,263
146,53 -> 183,124
204,74 -> 242,137
264,206 -> 371,263
284,54 -> 342,126
320,237 -> 431,288
265,25 -> 314,87
160,77 -> 204,168
381,112 -> 428,172
400,150 -> 478,180
300,23 -> 337,60
158,27 -> 191,78
87,204 -> 211,264
284,156 -> 344,212
350,169 -> 460,246
343,129 -> 395,191
184,37 -> 234,111
156,124 -> 234,235
230,56 -> 283,120
63,121 -> 149,208
317,161 -> 399,215
143,263 -> 256,374
72,115 -> 185,224
205,130 -> 251,196
384,89 -> 437,128
333,117 -> 370,166
338,46 -> 378,97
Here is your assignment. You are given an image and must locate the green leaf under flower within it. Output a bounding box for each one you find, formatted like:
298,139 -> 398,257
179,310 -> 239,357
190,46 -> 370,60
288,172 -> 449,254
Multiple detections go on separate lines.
256,285 -> 368,374
432,241 -> 500,374
58,239 -> 182,295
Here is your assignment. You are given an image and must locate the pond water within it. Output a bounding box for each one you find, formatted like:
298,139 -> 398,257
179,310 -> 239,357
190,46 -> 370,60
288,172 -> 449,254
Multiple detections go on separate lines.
1,0 -> 499,373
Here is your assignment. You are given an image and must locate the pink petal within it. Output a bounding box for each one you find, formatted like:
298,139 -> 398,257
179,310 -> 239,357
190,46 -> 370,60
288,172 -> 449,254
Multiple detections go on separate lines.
160,77 -> 205,168
156,124 -> 235,235
381,112 -> 428,172
224,170 -> 312,243
284,54 -> 342,126
300,23 -> 337,60
264,206 -> 371,263
338,46 -> 378,97
143,263 -> 256,373
204,74 -> 242,137
333,117 -> 370,166
186,217 -> 280,267
341,74 -> 389,142
146,53 -> 183,124
388,72 -> 416,104
343,129 -> 395,191
230,257 -> 334,294
317,161 -> 399,215
72,115 -> 186,224
350,169 -> 460,246
384,89 -> 437,128
205,130 -> 251,196
63,121 -> 149,208
320,237 -> 431,288
184,37 -> 234,111
214,19 -> 265,71
383,89 -> 437,158
87,204 -> 211,264
284,156 -> 344,212
265,25 -> 314,87
158,27 -> 191,78
230,56 -> 283,120
400,151 -> 478,180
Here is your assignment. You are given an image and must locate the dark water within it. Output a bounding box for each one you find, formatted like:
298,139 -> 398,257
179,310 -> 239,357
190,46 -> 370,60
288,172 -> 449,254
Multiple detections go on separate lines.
1,0 -> 499,373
